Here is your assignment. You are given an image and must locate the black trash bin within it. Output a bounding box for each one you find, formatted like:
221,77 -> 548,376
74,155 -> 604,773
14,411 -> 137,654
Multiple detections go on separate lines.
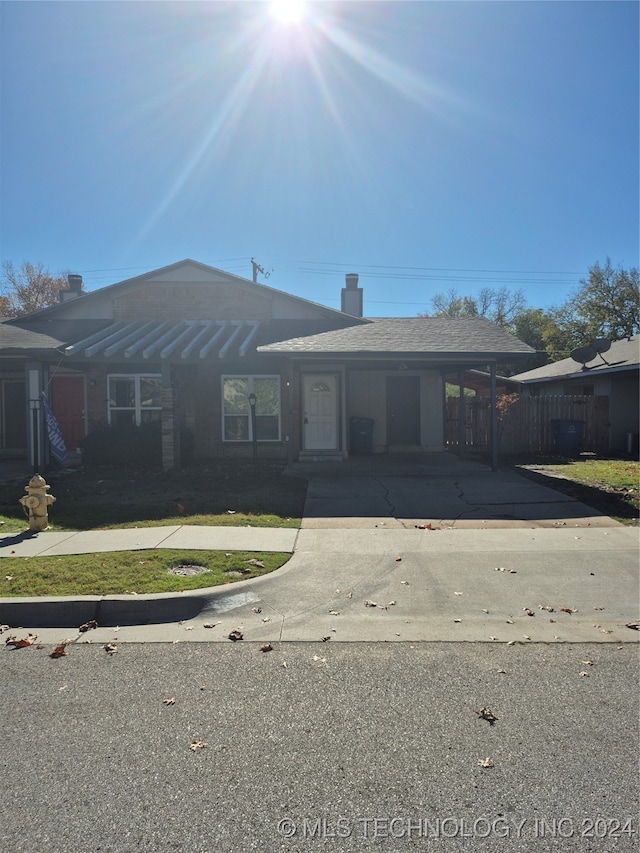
550,419 -> 585,455
350,417 -> 374,455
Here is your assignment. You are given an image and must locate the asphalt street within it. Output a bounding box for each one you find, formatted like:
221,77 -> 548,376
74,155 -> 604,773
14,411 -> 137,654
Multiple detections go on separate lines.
1,643 -> 638,853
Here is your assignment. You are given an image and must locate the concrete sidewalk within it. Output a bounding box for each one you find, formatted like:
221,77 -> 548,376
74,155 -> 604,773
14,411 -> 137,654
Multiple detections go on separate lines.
0,525 -> 298,558
1,527 -> 638,644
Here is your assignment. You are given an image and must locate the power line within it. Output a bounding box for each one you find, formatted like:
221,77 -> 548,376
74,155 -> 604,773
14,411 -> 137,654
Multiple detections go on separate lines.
299,268 -> 577,285
299,261 -> 586,276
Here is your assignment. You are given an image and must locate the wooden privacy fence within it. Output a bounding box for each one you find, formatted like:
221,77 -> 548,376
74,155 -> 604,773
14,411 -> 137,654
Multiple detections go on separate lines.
446,395 -> 610,455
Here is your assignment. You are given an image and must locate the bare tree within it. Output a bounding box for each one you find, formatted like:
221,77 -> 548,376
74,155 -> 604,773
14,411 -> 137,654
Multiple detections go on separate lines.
428,286 -> 526,329
1,261 -> 68,318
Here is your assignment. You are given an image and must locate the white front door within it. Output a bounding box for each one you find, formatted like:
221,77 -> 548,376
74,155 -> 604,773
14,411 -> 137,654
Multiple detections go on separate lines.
303,374 -> 338,450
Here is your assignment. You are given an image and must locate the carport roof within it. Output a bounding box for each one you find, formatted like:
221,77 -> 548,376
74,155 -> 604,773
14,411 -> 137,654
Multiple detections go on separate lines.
258,317 -> 536,358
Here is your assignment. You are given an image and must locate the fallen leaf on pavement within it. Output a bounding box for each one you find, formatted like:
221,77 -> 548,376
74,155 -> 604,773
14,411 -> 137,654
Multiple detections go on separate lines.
539,605 -> 554,612
561,607 -> 578,614
453,619 -> 462,623
626,621 -> 640,631
454,591 -> 463,596
103,643 -> 118,655
475,707 -> 498,725
252,607 -> 262,613
228,630 -> 243,642
478,757 -> 495,768
163,697 -> 176,705
78,620 -> 98,633
579,671 -> 590,677
328,610 -> 340,616
260,643 -> 273,653
203,623 -> 218,629
189,740 -> 207,751
400,581 -> 409,586
0,625 -> 10,634
523,608 -> 535,616
50,644 -> 67,658
365,600 -> 377,607
581,660 -> 594,666
322,636 -> 331,642
395,557 -> 402,562
5,633 -> 38,648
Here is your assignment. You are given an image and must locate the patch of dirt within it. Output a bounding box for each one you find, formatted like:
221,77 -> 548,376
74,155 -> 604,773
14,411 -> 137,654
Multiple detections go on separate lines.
168,564 -> 209,577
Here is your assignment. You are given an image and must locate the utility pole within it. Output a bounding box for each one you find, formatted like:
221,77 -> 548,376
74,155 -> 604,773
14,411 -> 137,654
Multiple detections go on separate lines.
251,258 -> 270,283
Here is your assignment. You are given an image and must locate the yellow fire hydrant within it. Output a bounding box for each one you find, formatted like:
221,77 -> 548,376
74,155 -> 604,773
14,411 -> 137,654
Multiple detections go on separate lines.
19,474 -> 56,532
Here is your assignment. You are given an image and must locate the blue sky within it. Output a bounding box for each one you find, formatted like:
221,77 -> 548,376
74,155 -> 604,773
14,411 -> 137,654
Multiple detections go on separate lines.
0,0 -> 638,317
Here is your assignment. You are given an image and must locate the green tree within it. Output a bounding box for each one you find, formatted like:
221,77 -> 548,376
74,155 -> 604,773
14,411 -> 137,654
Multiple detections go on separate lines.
511,307 -> 567,365
551,259 -> 639,349
0,261 -> 68,318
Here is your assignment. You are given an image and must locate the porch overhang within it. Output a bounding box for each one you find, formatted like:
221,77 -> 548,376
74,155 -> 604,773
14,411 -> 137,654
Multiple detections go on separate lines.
62,320 -> 261,362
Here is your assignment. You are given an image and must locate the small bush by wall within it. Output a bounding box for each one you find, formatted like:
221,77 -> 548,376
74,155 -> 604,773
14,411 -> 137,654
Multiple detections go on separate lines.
81,421 -> 162,468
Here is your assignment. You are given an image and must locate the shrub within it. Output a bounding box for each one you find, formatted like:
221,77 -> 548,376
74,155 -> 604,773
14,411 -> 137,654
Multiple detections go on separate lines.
81,421 -> 162,468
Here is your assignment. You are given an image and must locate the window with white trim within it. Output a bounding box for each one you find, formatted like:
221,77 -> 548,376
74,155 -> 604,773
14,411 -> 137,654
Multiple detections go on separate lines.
108,374 -> 162,427
222,376 -> 280,441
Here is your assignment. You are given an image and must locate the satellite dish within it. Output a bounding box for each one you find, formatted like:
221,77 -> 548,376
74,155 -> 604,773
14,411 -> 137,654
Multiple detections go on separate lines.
592,338 -> 611,354
570,345 -> 597,367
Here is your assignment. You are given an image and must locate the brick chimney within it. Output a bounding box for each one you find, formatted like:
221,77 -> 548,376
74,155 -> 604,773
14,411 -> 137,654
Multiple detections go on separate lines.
341,273 -> 363,317
59,274 -> 84,302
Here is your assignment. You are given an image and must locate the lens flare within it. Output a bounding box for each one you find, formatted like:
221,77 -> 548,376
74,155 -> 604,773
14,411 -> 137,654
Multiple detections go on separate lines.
270,0 -> 305,24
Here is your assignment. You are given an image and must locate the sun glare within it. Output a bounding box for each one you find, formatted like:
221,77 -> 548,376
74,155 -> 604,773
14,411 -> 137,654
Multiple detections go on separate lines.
270,0 -> 305,24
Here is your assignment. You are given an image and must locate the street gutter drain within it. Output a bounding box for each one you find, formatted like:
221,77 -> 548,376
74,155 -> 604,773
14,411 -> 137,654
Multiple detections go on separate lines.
168,564 -> 210,577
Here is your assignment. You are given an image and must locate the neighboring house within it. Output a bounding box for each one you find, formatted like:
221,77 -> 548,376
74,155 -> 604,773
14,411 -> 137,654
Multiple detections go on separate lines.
0,260 -> 534,470
511,336 -> 640,453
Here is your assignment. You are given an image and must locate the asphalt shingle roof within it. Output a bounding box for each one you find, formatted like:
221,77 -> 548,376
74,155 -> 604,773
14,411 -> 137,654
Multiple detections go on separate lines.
258,317 -> 535,357
0,320 -> 109,354
512,335 -> 639,382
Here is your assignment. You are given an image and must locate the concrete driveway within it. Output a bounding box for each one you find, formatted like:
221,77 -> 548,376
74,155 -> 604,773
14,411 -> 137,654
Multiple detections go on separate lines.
293,452 -> 620,528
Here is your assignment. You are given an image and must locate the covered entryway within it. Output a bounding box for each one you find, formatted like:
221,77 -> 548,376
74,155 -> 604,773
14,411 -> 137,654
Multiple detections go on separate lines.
303,374 -> 338,450
387,375 -> 420,446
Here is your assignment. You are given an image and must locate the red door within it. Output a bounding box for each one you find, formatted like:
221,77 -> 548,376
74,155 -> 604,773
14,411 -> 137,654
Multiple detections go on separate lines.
50,376 -> 85,451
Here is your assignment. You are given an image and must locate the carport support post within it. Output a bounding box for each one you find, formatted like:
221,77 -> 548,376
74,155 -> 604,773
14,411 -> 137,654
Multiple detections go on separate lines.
458,371 -> 466,458
490,363 -> 498,472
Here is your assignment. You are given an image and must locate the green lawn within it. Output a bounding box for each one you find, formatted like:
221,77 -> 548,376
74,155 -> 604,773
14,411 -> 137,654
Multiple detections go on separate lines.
518,458 -> 639,524
544,458 -> 639,490
0,549 -> 291,597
